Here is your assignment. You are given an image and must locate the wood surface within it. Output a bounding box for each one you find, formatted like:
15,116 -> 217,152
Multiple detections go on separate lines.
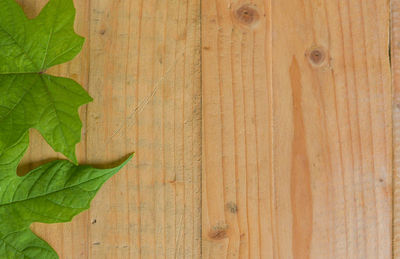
17,0 -> 201,258
202,0 -> 392,258
12,0 -> 394,258
393,0 -> 400,257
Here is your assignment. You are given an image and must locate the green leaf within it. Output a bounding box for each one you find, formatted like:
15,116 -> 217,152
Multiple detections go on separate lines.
0,0 -> 90,163
0,134 -> 133,259
0,1 -> 134,257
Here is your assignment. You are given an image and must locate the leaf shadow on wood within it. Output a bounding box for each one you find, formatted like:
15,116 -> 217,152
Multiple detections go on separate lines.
17,153 -> 134,176
82,153 -> 135,169
17,158 -> 57,176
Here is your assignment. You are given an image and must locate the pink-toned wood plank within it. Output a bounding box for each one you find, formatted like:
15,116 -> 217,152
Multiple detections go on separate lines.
202,0 -> 392,258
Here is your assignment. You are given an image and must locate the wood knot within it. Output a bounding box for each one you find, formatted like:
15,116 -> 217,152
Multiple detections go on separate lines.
226,202 -> 238,213
232,3 -> 260,29
306,46 -> 327,67
208,224 -> 228,240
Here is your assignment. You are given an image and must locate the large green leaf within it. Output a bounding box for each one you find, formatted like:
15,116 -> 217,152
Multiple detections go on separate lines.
0,1 -> 134,257
0,134 -> 133,259
0,0 -> 91,163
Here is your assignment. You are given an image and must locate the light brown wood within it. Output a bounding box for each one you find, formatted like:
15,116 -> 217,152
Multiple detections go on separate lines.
202,0 -> 274,257
17,0 -> 201,258
393,0 -> 400,257
202,0 -> 392,258
11,0 -> 394,258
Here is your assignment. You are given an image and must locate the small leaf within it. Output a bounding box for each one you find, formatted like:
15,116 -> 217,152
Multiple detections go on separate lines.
0,0 -> 89,163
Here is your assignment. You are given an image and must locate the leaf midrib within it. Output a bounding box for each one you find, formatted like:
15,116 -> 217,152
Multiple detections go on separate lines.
0,22 -> 40,71
39,75 -> 69,150
0,170 -> 111,209
0,74 -> 61,126
0,72 -> 39,75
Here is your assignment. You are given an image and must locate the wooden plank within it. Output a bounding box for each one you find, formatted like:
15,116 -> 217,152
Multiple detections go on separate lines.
202,0 -> 392,258
18,0 -> 201,258
10,0 -> 393,257
393,0 -> 400,257
273,0 -> 391,258
201,0 -> 273,257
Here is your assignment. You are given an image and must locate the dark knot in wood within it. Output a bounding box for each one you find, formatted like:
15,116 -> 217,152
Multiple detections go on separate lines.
233,4 -> 260,29
306,46 -> 327,67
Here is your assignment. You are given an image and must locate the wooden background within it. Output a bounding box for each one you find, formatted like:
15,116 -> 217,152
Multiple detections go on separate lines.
19,0 -> 201,258
393,0 -> 400,257
17,0 -> 394,258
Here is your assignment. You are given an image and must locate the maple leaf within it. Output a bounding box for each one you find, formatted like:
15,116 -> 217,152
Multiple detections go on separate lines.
0,0 -> 91,164
0,133 -> 133,258
0,0 -> 134,257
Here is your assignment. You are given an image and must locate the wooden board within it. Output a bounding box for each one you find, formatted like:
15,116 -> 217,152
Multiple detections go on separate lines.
17,0 -> 201,258
202,0 -> 392,258
12,0 -> 393,258
393,0 -> 400,257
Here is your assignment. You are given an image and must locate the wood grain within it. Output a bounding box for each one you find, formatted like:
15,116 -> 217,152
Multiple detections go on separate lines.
202,0 -> 392,258
17,0 -> 201,258
202,0 -> 273,257
393,0 -> 400,257
10,0 -> 393,258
